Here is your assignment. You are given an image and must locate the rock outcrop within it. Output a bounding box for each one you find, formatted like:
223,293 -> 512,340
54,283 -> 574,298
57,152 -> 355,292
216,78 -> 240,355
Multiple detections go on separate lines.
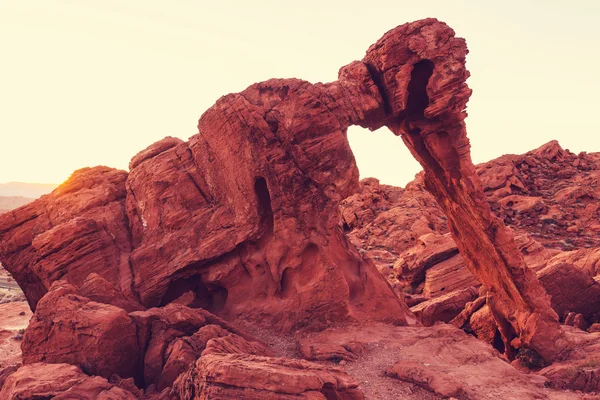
345,142 -> 600,357
297,323 -> 581,399
0,72 -> 412,332
2,16 -> 600,399
21,281 -> 141,380
173,354 -> 364,399
0,363 -> 139,399
358,19 -> 562,361
0,167 -> 133,310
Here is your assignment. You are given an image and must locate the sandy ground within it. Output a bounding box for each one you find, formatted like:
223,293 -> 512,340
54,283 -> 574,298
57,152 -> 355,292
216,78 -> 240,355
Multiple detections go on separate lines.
0,276 -> 20,290
235,321 -> 444,399
0,302 -> 32,368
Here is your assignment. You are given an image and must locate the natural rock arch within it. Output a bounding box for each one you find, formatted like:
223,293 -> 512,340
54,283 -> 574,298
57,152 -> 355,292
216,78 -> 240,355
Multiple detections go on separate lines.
0,18 -> 563,363
359,19 -> 563,361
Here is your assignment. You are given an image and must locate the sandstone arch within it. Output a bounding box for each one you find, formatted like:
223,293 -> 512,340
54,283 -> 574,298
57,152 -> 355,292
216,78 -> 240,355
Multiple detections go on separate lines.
0,18 -> 563,363
360,18 -> 563,361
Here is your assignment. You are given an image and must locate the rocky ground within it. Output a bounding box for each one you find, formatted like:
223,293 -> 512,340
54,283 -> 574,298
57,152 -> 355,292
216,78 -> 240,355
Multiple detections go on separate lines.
1,18 -> 600,400
342,140 -> 600,343
0,302 -> 31,375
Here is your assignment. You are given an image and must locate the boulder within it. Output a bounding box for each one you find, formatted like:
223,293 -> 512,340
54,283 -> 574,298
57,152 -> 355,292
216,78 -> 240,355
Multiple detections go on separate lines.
79,273 -> 144,313
21,281 -> 140,380
0,363 -> 138,399
0,167 -> 134,310
410,286 -> 478,326
173,353 -> 364,399
537,259 -> 600,321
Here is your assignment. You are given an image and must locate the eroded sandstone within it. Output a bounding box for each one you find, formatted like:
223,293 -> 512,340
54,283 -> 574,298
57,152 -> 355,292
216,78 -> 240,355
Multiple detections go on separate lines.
1,17 -> 599,399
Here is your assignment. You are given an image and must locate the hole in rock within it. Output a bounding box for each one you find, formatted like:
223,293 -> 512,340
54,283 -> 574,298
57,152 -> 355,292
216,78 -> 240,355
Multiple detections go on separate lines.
509,184 -> 523,193
492,329 -> 506,354
406,59 -> 435,119
320,383 -> 340,400
278,267 -> 296,298
160,274 -> 228,313
277,242 -> 321,298
254,177 -> 274,235
342,221 -> 351,232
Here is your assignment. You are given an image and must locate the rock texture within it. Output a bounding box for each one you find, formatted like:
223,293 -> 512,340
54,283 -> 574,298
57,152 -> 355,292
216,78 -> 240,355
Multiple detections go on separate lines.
173,354 -> 363,399
9,19 -> 564,362
357,18 -> 563,361
21,281 -> 140,380
298,323 -> 580,399
0,73 -> 411,332
2,16 -> 600,399
0,363 -> 138,399
0,166 -> 133,310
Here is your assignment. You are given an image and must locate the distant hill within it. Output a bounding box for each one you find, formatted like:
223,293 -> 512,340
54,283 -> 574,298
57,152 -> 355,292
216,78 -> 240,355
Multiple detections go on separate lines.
0,182 -> 57,198
0,196 -> 35,213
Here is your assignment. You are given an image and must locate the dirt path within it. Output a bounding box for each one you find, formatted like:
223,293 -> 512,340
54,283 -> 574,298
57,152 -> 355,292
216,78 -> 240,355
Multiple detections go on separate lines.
0,276 -> 20,291
0,302 -> 32,368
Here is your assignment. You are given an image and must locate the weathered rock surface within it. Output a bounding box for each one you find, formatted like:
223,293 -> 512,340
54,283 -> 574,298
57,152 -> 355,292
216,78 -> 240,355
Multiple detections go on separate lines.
361,18 -> 563,360
0,363 -> 138,399
538,327 -> 600,392
345,143 -> 600,307
173,354 -> 363,399
0,167 -> 134,310
0,69 -> 411,333
298,323 -> 580,399
537,256 -> 600,321
122,71 -> 411,330
21,281 -> 140,380
19,280 -> 268,391
79,272 -> 145,313
2,16 -> 600,399
345,144 -> 600,359
410,286 -> 478,326
129,302 -> 260,390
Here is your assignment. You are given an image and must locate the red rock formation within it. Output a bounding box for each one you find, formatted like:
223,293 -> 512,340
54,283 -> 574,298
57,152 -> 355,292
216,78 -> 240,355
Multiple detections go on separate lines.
173,354 -> 364,399
123,73 -> 411,330
0,167 -> 134,310
0,74 -> 412,332
21,281 -> 141,380
410,286 -> 478,326
18,280 -> 279,392
356,18 -> 563,361
297,323 -> 579,399
0,363 -> 138,399
340,177 -> 448,274
79,272 -> 145,313
3,19 -> 566,363
537,255 -> 600,321
3,16 -> 600,398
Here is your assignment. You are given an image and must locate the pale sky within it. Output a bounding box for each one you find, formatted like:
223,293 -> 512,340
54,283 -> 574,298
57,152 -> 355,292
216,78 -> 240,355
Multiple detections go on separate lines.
1,1 -> 599,186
